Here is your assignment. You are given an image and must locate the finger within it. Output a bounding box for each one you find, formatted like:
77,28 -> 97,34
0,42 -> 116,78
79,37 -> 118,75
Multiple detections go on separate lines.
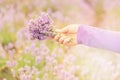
63,37 -> 71,45
63,37 -> 77,46
59,36 -> 66,44
68,41 -> 77,46
54,34 -> 61,42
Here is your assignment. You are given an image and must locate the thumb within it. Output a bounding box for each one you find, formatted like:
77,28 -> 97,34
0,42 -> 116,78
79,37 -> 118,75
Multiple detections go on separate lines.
55,28 -> 68,34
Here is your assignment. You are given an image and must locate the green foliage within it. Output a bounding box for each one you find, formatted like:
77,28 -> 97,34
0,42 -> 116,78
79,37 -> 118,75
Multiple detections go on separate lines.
0,67 -> 15,80
46,40 -> 57,51
0,57 -> 7,68
0,23 -> 16,45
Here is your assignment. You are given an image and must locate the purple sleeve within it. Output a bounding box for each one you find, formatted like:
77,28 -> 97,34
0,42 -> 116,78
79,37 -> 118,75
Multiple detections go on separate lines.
77,25 -> 120,53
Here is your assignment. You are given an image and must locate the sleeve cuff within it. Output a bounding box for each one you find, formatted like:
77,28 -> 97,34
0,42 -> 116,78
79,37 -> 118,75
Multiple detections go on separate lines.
77,25 -> 91,45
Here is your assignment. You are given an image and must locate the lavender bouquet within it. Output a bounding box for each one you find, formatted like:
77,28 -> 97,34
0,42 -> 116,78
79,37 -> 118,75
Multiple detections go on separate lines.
28,13 -> 56,40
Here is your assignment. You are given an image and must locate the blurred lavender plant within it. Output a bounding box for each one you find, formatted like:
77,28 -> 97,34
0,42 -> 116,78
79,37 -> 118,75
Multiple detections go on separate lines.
28,13 -> 56,40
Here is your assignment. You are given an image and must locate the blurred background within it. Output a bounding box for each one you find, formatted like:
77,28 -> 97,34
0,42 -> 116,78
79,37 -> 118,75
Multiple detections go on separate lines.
0,0 -> 120,80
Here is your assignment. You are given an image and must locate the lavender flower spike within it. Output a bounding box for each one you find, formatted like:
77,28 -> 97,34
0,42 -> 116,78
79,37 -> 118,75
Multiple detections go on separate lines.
28,13 -> 56,40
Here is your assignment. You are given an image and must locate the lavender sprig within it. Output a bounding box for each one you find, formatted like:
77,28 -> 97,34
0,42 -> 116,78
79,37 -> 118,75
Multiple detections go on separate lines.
28,13 -> 56,40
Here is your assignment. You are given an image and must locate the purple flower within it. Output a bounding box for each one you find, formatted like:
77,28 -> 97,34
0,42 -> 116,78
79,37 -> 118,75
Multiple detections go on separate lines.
6,60 -> 17,67
28,13 -> 56,40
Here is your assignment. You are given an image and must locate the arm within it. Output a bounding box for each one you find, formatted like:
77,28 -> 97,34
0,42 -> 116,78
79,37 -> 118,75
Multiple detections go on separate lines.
77,25 -> 120,53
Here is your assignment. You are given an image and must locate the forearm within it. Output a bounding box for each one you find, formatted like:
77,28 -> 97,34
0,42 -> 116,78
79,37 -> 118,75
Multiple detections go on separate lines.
77,25 -> 120,53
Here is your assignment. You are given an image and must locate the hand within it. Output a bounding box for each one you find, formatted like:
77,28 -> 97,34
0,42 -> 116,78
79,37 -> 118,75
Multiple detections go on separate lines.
53,24 -> 80,46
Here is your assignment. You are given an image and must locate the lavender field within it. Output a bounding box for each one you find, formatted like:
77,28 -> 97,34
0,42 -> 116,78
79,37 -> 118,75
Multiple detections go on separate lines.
0,0 -> 120,80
